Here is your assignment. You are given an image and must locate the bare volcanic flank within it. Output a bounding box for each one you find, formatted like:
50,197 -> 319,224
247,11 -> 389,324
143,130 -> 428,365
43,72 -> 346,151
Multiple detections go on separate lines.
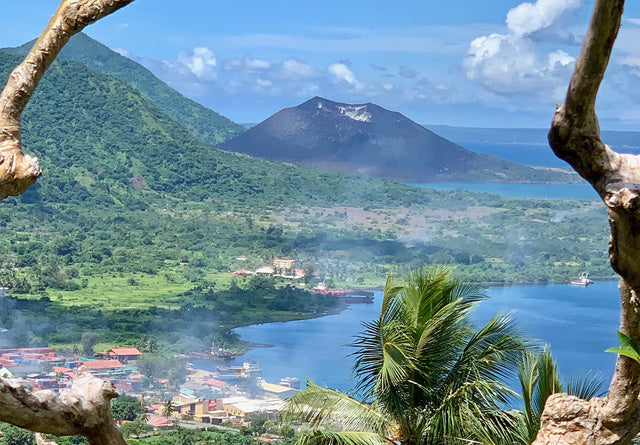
221,97 -> 574,182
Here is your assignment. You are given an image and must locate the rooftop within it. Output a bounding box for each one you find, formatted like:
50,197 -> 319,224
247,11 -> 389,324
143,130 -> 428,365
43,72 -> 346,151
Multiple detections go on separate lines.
80,360 -> 123,370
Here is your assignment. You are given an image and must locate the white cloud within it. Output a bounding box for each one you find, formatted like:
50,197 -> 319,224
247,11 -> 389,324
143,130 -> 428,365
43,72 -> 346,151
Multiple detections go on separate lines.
177,46 -> 218,80
506,0 -> 582,36
280,58 -> 317,79
464,0 -> 579,98
328,63 -> 364,91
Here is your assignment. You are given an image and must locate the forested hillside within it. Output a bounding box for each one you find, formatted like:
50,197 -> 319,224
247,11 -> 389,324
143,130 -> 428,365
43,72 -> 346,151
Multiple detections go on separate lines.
0,44 -> 613,352
3,33 -> 246,146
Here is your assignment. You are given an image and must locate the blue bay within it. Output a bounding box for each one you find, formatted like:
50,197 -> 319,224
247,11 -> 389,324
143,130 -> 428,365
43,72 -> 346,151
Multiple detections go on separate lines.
235,280 -> 619,392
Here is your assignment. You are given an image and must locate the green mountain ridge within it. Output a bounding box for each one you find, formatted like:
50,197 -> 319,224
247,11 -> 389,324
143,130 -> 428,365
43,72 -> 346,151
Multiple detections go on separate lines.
0,41 -> 611,307
1,50 -> 445,209
2,33 -> 246,146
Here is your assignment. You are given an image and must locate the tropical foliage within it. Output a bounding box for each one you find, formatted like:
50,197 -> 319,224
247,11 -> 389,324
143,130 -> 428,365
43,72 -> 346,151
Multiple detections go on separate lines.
514,348 -> 604,443
282,268 -> 527,445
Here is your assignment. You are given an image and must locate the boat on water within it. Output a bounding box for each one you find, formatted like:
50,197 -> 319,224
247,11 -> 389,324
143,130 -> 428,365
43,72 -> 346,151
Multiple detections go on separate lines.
570,272 -> 594,286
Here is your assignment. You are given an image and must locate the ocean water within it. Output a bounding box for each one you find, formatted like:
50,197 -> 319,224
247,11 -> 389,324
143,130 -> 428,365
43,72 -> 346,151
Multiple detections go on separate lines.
457,141 -> 640,168
408,182 -> 600,201
235,280 -> 619,392
457,141 -> 566,168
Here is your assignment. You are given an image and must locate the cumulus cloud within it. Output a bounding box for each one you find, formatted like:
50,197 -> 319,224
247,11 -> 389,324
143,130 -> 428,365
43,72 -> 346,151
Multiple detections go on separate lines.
177,47 -> 218,80
328,62 -> 364,91
506,0 -> 582,36
464,0 -> 580,98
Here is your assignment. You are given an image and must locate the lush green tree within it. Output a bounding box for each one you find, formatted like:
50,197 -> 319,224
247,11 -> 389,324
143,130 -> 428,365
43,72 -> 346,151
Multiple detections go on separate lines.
110,394 -> 145,422
0,423 -> 35,445
515,348 -> 604,444
283,267 -> 527,445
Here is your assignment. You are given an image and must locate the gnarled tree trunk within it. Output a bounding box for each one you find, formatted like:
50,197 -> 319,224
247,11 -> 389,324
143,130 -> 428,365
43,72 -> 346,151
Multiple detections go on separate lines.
0,1 -> 134,443
0,0 -> 134,200
534,0 -> 640,443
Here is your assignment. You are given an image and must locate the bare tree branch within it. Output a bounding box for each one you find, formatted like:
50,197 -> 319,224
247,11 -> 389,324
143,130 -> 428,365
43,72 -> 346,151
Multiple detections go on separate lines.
0,369 -> 125,445
0,0 -> 134,200
535,0 -> 640,443
0,1 -> 134,443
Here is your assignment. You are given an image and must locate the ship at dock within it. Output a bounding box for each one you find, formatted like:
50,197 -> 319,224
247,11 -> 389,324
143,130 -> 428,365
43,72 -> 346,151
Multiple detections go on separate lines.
311,283 -> 374,303
570,272 -> 594,287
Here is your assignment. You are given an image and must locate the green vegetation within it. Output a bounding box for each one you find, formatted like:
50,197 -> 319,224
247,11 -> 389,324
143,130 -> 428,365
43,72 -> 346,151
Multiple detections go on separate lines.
0,277 -> 338,352
0,42 -> 614,354
125,428 -> 295,445
3,33 -> 247,146
283,268 -> 528,445
515,348 -> 604,443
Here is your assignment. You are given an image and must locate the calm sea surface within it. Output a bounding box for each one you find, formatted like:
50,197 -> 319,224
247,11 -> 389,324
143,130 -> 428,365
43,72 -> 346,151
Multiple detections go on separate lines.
235,280 -> 620,392
408,182 -> 600,201
457,142 -> 566,168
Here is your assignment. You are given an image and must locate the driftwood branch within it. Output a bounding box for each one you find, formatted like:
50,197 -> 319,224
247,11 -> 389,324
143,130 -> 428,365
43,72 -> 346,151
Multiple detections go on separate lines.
0,0 -> 134,200
0,368 -> 125,445
535,0 -> 640,443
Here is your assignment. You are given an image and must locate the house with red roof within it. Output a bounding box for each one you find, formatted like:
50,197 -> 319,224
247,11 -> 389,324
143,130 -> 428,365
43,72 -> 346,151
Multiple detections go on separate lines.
204,378 -> 227,388
80,359 -> 123,372
147,415 -> 174,429
233,269 -> 253,276
108,347 -> 142,362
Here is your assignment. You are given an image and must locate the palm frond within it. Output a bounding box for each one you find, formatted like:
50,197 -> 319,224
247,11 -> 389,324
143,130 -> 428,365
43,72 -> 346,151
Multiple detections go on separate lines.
282,380 -> 389,434
426,381 -> 520,444
533,348 -> 562,416
296,430 -> 391,445
566,371 -> 606,400
446,313 -> 526,395
351,318 -> 414,396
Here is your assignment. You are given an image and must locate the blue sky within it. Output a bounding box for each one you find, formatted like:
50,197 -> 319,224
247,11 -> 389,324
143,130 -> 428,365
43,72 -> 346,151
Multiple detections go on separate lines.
3,1 -> 640,129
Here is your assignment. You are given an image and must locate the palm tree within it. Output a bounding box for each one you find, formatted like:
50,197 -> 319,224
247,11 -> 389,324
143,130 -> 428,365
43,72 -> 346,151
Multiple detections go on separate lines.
515,348 -> 604,444
162,400 -> 174,420
282,267 -> 527,445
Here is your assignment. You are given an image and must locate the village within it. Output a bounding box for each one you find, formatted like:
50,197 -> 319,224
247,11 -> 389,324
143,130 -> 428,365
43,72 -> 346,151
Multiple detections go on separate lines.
0,345 -> 300,434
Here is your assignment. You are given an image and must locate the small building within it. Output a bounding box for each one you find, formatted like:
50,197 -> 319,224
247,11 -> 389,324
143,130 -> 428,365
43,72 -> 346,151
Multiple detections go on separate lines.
233,269 -> 253,276
80,359 -> 124,375
255,266 -> 275,276
204,378 -> 227,388
223,396 -> 285,421
259,380 -> 300,399
273,259 -> 296,275
147,415 -> 174,430
108,347 -> 142,362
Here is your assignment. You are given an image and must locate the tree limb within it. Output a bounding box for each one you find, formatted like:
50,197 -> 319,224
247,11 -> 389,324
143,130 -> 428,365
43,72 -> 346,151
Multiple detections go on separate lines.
0,368 -> 125,445
0,0 -> 134,200
535,0 -> 640,443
